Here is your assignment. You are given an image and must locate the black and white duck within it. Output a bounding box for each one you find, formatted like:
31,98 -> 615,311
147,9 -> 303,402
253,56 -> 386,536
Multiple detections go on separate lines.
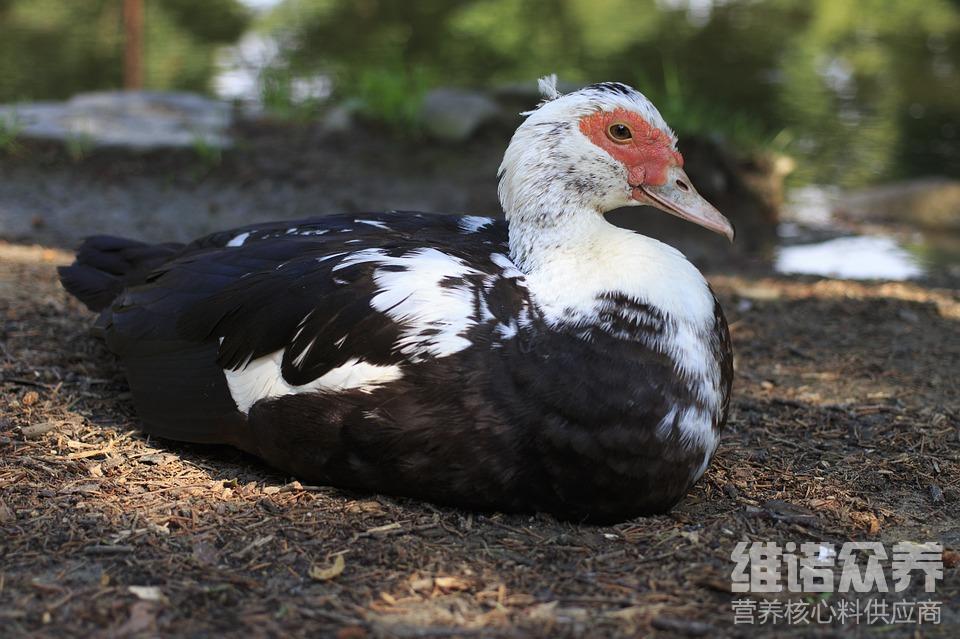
60,77 -> 734,523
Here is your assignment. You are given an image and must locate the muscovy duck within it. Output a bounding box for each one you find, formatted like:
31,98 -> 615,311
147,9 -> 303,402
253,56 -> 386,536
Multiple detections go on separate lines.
59,77 -> 734,523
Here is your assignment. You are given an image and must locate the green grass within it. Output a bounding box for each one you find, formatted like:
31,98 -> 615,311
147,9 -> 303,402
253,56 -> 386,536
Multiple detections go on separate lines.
0,111 -> 24,154
345,66 -> 430,133
65,133 -> 94,162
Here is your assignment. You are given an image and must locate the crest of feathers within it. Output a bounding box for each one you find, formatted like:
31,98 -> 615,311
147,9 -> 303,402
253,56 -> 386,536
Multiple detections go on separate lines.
520,74 -> 562,116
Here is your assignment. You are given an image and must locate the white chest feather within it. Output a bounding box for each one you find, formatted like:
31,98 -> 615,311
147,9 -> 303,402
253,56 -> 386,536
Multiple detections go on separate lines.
523,224 -> 714,331
523,224 -> 721,460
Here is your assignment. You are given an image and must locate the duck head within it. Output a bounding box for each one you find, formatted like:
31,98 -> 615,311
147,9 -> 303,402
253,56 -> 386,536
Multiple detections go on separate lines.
498,76 -> 734,268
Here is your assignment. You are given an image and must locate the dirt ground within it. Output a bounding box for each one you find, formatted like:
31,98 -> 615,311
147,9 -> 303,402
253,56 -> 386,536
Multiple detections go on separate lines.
0,125 -> 958,637
1,237 -> 957,638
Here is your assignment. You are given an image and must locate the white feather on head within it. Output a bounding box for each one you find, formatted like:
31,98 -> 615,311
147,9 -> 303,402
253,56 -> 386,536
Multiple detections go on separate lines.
500,77 -> 679,231
495,76 -> 717,364
522,76 -> 675,144
537,74 -> 561,100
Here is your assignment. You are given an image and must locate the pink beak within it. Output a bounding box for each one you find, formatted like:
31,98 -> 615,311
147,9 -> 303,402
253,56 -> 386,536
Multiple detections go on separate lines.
633,166 -> 735,242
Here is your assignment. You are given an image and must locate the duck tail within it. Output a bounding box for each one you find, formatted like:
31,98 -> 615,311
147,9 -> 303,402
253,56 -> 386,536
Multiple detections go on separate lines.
58,235 -> 182,312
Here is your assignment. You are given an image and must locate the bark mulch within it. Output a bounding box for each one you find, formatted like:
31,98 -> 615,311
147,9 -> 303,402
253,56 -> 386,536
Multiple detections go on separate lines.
1,242 -> 957,637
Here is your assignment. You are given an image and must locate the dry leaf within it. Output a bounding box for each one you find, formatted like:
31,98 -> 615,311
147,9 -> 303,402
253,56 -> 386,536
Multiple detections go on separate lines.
434,576 -> 471,592
310,554 -> 345,581
336,626 -> 367,639
410,577 -> 433,592
849,511 -> 881,534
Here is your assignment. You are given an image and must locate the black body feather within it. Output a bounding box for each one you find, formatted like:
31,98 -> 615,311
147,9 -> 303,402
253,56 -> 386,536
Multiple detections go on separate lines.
59,212 -> 732,522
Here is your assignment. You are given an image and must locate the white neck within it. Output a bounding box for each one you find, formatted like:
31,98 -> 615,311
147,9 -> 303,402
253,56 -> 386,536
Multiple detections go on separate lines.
501,184 -> 715,329
497,110 -> 714,328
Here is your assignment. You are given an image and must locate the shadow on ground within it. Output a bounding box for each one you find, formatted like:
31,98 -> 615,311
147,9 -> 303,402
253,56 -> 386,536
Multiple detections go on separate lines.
0,243 -> 957,637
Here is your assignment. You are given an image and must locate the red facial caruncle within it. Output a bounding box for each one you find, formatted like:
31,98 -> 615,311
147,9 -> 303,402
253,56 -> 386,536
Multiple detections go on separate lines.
578,108 -> 683,188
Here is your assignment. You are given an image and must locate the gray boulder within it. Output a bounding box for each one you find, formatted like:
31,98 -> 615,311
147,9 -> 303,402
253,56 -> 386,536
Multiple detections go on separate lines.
833,177 -> 960,231
420,88 -> 500,142
0,91 -> 233,150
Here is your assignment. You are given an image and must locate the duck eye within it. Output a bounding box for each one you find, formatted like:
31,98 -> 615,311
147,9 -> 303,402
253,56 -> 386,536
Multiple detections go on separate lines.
607,123 -> 632,142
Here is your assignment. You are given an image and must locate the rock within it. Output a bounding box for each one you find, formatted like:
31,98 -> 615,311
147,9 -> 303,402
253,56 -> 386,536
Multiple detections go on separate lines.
930,484 -> 945,504
0,91 -> 233,150
320,103 -> 354,134
420,88 -> 500,142
834,177 -> 960,230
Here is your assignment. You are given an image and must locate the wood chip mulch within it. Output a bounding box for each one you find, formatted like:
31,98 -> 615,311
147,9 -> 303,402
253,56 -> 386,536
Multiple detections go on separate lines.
1,242 -> 957,637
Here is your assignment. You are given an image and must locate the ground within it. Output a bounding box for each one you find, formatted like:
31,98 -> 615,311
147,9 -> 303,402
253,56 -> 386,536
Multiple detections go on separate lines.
1,239 -> 957,638
0,128 -> 957,637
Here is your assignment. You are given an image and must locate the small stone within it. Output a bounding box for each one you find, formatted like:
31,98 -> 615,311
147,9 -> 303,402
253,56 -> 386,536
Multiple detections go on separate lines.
0,499 -> 15,523
0,91 -> 233,150
128,586 -> 166,602
930,484 -> 945,504
321,104 -> 354,134
421,88 -> 500,142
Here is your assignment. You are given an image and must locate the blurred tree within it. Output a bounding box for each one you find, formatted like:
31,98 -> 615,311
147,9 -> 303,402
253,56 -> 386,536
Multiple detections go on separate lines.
259,0 -> 960,185
0,0 -> 250,101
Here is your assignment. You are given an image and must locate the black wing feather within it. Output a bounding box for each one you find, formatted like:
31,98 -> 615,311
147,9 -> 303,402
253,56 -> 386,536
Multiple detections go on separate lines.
67,212 -> 508,448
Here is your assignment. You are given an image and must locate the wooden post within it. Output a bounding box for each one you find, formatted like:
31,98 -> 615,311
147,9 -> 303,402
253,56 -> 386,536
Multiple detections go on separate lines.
123,0 -> 144,90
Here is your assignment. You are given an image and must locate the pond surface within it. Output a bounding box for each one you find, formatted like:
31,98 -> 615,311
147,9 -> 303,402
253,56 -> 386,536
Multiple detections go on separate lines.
776,185 -> 960,282
775,235 -> 925,281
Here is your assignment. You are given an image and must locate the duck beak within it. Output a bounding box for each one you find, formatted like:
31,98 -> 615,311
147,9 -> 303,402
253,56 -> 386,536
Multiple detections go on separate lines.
634,166 -> 735,242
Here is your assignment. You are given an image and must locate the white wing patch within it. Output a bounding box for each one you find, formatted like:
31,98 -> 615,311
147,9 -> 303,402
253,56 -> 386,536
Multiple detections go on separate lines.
459,216 -> 494,233
356,219 -> 391,230
335,248 -> 481,362
224,246 -> 531,412
224,350 -> 402,414
656,404 -> 718,461
490,253 -> 524,279
226,232 -> 250,247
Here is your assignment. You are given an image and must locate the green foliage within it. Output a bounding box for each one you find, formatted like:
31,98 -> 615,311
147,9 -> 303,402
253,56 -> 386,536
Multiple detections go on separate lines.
0,0 -> 250,101
639,59 -> 775,153
257,0 -> 960,186
160,0 -> 250,43
257,66 -> 324,121
346,66 -> 430,132
0,111 -> 23,154
65,133 -> 94,162
2,0 -> 958,187
191,135 -> 223,170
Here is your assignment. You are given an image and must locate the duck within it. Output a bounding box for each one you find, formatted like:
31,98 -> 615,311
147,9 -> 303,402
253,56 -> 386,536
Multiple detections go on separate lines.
59,77 -> 734,523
